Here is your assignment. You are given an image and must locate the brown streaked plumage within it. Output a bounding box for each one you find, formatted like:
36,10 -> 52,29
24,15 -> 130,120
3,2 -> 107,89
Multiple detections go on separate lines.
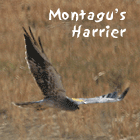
12,27 -> 129,111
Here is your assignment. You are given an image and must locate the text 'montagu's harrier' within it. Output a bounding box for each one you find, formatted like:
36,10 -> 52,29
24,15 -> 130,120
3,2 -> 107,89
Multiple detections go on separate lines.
13,27 -> 129,111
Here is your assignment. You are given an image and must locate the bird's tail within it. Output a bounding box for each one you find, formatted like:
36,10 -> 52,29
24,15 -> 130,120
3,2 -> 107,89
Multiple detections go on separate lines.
12,101 -> 46,111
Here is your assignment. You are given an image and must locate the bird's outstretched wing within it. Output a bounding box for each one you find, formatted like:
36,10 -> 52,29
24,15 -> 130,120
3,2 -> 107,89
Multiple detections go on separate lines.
72,87 -> 129,105
23,27 -> 66,98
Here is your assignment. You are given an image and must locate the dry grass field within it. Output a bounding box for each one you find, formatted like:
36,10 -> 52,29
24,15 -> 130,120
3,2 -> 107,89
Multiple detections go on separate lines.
0,0 -> 140,139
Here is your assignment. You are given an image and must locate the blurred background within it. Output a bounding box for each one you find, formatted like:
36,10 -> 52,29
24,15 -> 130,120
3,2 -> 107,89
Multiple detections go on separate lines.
0,0 -> 140,139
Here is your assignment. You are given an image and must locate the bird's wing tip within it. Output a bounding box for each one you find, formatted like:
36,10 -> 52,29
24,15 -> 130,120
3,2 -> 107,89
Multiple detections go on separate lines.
11,102 -> 16,106
119,87 -> 130,100
12,102 -> 23,108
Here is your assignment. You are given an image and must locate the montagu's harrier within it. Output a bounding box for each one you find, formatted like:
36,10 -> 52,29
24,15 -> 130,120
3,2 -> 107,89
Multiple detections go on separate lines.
13,27 -> 129,111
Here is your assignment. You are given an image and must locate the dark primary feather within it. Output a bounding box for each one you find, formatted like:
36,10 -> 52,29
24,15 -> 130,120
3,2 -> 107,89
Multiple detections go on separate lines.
118,87 -> 129,100
23,27 -> 65,98
106,91 -> 118,98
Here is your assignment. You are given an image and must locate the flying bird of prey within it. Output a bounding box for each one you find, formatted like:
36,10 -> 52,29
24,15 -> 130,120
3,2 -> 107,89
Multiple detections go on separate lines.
13,27 -> 129,111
